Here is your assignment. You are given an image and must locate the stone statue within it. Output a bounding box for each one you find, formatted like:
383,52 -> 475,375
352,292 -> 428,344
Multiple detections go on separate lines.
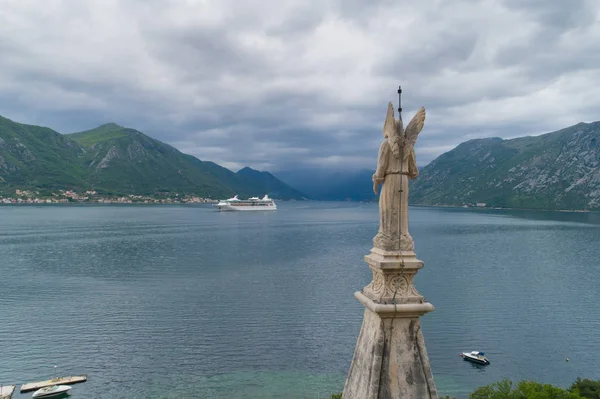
372,102 -> 426,251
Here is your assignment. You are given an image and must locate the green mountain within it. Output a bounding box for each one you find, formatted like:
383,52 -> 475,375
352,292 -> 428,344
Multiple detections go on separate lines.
0,115 -> 86,193
410,121 -> 600,210
0,116 -> 306,199
68,123 -> 235,197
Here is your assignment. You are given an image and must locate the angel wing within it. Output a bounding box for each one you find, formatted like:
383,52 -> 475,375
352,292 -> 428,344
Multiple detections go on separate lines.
404,106 -> 426,146
382,102 -> 396,138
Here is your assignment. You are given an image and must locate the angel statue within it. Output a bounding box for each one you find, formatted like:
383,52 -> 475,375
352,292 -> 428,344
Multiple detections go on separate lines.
372,102 -> 426,251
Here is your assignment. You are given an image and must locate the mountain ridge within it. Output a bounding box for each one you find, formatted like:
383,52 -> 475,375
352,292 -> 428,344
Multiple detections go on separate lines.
3,113 -> 598,209
410,121 -> 600,210
0,115 -> 307,200
278,121 -> 600,210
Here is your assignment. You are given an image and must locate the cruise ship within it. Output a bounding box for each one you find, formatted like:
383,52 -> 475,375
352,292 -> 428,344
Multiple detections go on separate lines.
214,195 -> 277,211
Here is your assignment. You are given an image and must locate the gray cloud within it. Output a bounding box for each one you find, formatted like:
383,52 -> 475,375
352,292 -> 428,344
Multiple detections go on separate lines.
0,0 -> 599,173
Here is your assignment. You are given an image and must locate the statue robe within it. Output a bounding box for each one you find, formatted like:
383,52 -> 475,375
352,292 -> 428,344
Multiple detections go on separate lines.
373,140 -> 418,251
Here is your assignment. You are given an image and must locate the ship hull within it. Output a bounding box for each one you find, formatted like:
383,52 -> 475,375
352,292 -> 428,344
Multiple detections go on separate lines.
215,204 -> 277,211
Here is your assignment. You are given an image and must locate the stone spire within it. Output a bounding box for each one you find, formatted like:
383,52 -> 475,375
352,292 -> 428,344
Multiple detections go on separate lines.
342,92 -> 438,399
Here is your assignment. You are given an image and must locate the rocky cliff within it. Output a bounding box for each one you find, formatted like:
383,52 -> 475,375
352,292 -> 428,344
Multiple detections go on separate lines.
410,121 -> 600,210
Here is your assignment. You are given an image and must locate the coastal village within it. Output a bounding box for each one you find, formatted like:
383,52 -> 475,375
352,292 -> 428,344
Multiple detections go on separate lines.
0,189 -> 218,204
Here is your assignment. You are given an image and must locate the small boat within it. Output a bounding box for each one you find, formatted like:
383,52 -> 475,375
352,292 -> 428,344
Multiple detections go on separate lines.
460,351 -> 490,365
32,385 -> 71,398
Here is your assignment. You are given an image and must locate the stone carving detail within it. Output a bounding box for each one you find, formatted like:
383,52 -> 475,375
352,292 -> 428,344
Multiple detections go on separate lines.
365,268 -> 385,297
363,267 -> 423,303
389,274 -> 421,298
372,103 -> 426,251
386,274 -> 409,297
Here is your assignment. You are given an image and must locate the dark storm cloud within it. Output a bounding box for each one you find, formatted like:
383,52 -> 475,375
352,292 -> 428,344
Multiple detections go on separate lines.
500,0 -> 592,29
0,0 -> 599,172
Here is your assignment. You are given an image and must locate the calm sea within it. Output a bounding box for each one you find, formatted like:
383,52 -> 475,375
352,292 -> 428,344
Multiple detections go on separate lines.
1,203 -> 599,398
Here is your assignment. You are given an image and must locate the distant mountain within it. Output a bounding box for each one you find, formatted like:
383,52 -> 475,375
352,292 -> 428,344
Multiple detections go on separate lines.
236,167 -> 308,200
6,113 -> 596,209
0,116 -> 306,199
280,121 -> 600,210
277,168 -> 377,201
410,121 -> 600,210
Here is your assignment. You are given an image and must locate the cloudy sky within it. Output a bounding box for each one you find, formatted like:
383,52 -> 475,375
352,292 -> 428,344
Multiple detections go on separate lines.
1,0 -> 599,172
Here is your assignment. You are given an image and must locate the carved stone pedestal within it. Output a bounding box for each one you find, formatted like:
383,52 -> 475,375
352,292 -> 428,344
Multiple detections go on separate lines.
342,248 -> 438,399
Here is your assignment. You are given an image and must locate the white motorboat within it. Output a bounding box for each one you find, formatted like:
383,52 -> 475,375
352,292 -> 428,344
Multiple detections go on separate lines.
214,194 -> 277,211
460,351 -> 490,365
32,385 -> 71,398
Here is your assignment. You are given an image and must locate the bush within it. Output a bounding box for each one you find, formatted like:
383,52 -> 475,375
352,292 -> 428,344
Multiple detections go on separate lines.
331,378 -> 600,399
571,378 -> 600,399
469,379 -> 582,399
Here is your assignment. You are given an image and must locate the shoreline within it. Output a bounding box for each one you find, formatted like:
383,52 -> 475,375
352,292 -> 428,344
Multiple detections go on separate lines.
410,203 -> 596,214
0,200 -> 597,214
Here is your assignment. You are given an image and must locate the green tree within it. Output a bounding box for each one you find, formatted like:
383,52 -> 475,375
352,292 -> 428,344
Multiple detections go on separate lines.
470,379 -> 583,399
331,378 -> 600,399
570,378 -> 600,399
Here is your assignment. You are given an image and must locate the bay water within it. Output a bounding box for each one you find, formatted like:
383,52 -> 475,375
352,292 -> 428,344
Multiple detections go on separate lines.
1,203 -> 599,398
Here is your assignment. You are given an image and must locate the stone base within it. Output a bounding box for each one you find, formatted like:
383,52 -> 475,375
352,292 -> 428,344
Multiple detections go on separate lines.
342,297 -> 438,399
362,248 -> 426,305
343,247 -> 437,399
